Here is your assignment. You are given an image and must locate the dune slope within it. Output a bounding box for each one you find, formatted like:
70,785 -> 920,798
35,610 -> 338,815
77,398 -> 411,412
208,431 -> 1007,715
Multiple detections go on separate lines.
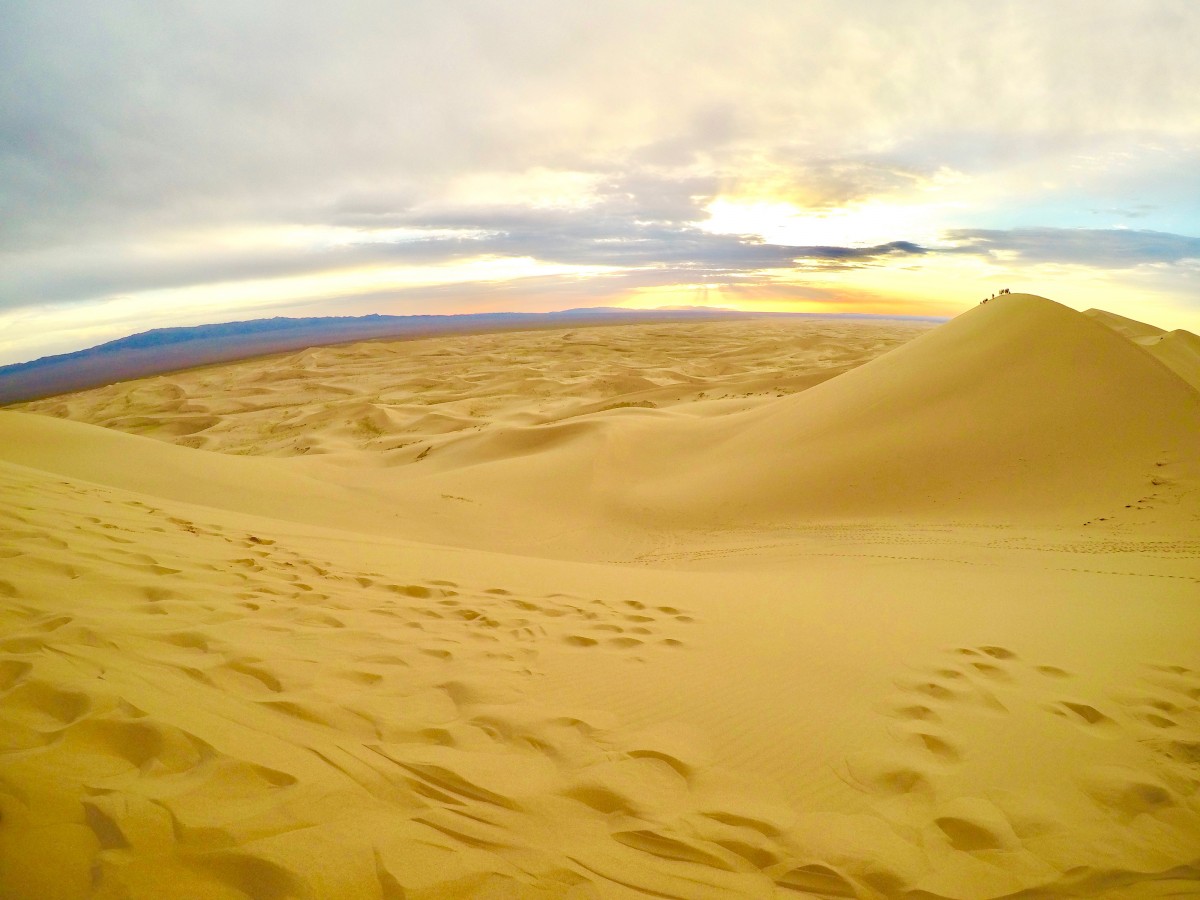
377,295 -> 1200,548
629,293 -> 1200,527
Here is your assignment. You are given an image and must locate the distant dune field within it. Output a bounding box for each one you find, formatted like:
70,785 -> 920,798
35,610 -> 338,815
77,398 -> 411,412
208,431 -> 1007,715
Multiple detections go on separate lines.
2,297 -> 1199,899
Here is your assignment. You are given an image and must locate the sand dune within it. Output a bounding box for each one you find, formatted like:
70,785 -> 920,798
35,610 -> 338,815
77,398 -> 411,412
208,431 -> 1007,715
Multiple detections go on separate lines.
1086,308 -> 1200,391
601,293 -> 1200,529
295,294 -> 1200,555
2,299 -> 1199,898
17,318 -> 925,459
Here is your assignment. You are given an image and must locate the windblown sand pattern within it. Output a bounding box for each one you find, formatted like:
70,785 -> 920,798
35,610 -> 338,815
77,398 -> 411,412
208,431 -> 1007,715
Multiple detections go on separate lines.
18,318 -> 928,458
2,298 -> 1199,898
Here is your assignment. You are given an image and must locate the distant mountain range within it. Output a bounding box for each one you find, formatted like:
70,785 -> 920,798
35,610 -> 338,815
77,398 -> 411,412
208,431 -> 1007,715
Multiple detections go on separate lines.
0,307 -> 946,405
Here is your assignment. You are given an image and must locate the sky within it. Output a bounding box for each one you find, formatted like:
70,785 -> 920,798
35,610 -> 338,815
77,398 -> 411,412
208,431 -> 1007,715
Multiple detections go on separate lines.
3,0 -> 1200,365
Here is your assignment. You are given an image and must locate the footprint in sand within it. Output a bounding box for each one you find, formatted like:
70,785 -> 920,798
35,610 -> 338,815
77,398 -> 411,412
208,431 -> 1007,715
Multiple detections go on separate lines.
222,659 -> 284,693
771,863 -> 859,897
1111,664 -> 1200,776
872,645 -> 1040,792
911,731 -> 962,762
1049,699 -> 1116,729
933,798 -> 1020,852
1035,664 -> 1073,678
1,679 -> 92,730
0,659 -> 33,692
386,583 -> 433,599
845,750 -> 936,796
876,645 -> 1200,857
1079,765 -> 1177,818
58,716 -> 213,775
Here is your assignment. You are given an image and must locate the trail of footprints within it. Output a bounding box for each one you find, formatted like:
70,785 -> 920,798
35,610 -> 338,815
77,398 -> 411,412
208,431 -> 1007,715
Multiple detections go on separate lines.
0,470 -> 945,896
10,470 -> 869,899
0,480 -> 699,731
10,468 -> 1198,895
853,640 -> 1200,869
878,643 -> 1200,765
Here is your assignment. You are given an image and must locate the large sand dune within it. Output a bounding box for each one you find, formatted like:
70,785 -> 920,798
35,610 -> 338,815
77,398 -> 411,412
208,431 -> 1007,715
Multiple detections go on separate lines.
2,297 -> 1199,898
605,292 -> 1200,528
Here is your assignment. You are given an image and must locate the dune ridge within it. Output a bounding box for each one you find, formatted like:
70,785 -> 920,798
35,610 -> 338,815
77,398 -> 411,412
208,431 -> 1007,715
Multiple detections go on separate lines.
1085,307 -> 1200,391
2,297 -> 1199,898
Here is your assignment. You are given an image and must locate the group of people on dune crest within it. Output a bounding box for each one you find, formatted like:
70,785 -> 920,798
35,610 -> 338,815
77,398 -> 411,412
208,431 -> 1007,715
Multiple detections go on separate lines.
981,287 -> 1012,304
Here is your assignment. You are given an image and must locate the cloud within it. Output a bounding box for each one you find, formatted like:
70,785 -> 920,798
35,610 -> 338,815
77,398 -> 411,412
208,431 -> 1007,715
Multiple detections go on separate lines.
0,192 -> 936,311
945,227 -> 1200,268
5,1 -> 1199,249
3,1 -> 1200,358
1089,205 -> 1158,219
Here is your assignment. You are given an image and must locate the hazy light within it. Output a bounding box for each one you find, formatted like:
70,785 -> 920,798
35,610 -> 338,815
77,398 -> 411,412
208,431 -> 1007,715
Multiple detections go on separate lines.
701,197 -> 961,248
620,283 -> 736,310
0,256 -> 617,366
122,256 -> 616,312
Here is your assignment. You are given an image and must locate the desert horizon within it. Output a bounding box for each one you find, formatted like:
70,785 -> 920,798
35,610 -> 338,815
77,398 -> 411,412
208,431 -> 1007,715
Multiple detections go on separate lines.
2,292 -> 1198,898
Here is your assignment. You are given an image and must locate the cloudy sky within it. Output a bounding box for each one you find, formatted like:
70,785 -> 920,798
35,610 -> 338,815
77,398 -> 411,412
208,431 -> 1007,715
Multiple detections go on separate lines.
3,0 -> 1200,364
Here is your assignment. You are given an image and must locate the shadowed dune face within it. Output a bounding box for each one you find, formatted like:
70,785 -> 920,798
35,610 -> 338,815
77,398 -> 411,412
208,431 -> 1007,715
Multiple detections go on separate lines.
2,300 -> 1200,898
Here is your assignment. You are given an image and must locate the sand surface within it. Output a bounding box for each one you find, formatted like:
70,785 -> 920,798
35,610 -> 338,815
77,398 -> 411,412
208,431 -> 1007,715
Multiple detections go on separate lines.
2,298 -> 1199,898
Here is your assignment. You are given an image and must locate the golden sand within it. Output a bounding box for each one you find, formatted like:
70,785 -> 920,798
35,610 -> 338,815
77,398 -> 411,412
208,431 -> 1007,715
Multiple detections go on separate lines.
2,296 -> 1198,898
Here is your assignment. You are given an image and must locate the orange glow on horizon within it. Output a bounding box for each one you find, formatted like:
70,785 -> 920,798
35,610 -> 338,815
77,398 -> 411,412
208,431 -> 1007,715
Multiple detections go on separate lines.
615,282 -> 966,320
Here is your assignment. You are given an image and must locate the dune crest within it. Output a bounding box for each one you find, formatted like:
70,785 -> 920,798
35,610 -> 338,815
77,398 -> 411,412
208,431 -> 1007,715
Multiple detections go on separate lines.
3,304 -> 1199,898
